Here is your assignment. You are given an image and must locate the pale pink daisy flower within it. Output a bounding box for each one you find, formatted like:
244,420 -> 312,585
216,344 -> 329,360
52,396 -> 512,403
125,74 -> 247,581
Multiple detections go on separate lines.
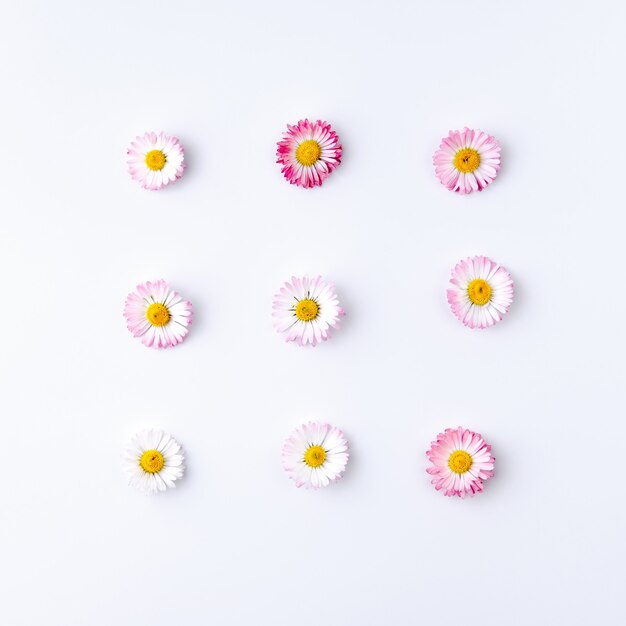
447,256 -> 514,329
276,119 -> 342,188
272,275 -> 344,347
433,128 -> 501,194
124,279 -> 193,349
127,131 -> 185,190
124,429 -> 185,495
282,421 -> 349,489
426,427 -> 495,498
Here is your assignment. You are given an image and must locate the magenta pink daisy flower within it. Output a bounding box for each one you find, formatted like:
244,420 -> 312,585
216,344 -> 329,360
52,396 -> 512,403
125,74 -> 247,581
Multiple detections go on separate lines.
447,256 -> 514,329
124,279 -> 193,349
426,427 -> 495,498
433,128 -> 501,194
276,119 -> 342,188
127,131 -> 185,190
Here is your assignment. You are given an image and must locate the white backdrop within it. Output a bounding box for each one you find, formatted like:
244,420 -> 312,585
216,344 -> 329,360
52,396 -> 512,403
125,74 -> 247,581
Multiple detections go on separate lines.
1,1 -> 625,624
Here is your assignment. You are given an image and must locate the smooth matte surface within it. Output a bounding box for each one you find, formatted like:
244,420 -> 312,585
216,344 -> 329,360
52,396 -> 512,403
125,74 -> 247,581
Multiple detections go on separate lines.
1,1 -> 624,624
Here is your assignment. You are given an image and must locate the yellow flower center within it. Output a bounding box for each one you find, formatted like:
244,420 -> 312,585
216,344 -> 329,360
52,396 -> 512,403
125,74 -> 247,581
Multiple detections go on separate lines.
140,449 -> 165,473
454,147 -> 481,173
304,445 -> 326,468
448,450 -> 473,474
467,279 -> 492,306
295,140 -> 322,166
145,302 -> 171,326
295,299 -> 319,322
145,149 -> 167,171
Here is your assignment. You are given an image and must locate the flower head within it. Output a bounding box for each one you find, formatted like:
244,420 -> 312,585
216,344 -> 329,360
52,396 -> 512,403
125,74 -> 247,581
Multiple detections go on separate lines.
447,256 -> 514,329
282,422 -> 349,489
433,128 -> 500,194
124,279 -> 193,348
272,275 -> 344,347
426,427 -> 495,498
276,119 -> 342,188
125,429 -> 185,495
127,131 -> 185,190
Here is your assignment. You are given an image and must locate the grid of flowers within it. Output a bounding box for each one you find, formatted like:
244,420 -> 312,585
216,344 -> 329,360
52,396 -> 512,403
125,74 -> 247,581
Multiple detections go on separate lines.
122,124 -> 512,497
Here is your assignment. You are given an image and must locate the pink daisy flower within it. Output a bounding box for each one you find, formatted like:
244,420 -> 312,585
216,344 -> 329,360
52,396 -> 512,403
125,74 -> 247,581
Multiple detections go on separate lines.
276,119 -> 342,188
124,279 -> 193,349
433,128 -> 501,194
426,427 -> 495,498
282,421 -> 349,489
272,275 -> 344,347
447,256 -> 514,329
127,131 -> 185,190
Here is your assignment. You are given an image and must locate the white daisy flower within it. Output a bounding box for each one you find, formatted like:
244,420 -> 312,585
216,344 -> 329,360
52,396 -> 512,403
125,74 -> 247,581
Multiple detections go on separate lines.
447,256 -> 514,329
272,275 -> 344,347
124,429 -> 185,495
126,131 -> 185,190
282,422 -> 349,489
124,279 -> 193,349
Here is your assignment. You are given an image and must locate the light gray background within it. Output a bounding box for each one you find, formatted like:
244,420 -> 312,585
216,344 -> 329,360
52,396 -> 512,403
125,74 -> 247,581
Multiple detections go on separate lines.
1,1 -> 624,624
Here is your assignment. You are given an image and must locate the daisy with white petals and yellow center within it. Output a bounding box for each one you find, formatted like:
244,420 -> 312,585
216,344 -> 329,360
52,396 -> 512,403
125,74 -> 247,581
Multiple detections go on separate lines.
447,256 -> 514,329
126,131 -> 186,190
125,429 -> 185,495
282,422 -> 349,489
124,279 -> 193,349
272,275 -> 344,347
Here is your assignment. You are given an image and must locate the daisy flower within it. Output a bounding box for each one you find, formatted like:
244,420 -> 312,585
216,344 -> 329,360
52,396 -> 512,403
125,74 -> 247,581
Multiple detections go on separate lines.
276,119 -> 342,188
125,429 -> 185,495
426,427 -> 495,498
433,128 -> 501,194
127,131 -> 185,190
282,422 -> 349,489
272,275 -> 344,347
447,256 -> 514,329
124,279 -> 193,349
